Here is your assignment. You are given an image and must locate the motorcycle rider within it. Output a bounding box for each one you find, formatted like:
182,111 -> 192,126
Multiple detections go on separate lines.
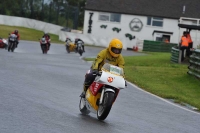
11,30 -> 20,48
42,32 -> 51,50
65,37 -> 72,42
80,38 -> 125,98
75,38 -> 85,52
65,37 -> 72,49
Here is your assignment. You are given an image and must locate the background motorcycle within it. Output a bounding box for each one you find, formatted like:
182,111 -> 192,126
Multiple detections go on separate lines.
77,40 -> 84,56
40,38 -> 48,54
0,37 -> 8,49
79,63 -> 126,120
66,40 -> 77,53
8,34 -> 17,52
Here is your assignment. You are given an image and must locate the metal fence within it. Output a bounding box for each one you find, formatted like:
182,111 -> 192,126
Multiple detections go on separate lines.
188,49 -> 200,79
143,40 -> 178,52
171,46 -> 181,63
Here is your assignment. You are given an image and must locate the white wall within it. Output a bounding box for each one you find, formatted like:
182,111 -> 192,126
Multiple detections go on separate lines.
1,14 -> 199,49
0,15 -> 123,49
0,15 -> 63,35
83,10 -> 200,48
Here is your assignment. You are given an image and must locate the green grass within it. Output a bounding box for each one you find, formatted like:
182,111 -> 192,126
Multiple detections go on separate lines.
85,52 -> 200,110
0,24 -> 64,44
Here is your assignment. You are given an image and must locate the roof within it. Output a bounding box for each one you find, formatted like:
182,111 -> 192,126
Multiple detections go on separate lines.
178,24 -> 200,30
85,0 -> 200,19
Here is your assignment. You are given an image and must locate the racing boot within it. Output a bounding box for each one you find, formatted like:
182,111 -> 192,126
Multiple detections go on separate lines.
80,84 -> 89,98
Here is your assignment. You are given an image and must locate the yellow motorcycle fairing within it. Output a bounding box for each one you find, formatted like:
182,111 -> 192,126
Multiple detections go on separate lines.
86,88 -> 101,111
69,43 -> 76,52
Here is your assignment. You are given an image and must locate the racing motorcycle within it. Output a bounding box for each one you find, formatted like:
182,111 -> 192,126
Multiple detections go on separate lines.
66,40 -> 77,53
0,37 -> 8,49
79,63 -> 126,120
40,38 -> 49,54
77,40 -> 84,56
8,34 -> 17,52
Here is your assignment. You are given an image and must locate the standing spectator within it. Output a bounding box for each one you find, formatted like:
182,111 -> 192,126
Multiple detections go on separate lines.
186,29 -> 193,56
180,31 -> 189,62
164,38 -> 169,43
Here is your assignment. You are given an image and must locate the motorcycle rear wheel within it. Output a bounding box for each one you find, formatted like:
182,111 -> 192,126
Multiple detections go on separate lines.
97,92 -> 115,120
79,97 -> 90,115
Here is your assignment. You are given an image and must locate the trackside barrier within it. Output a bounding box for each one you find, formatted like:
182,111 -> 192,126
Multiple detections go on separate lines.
171,46 -> 182,63
188,49 -> 200,79
143,40 -> 177,52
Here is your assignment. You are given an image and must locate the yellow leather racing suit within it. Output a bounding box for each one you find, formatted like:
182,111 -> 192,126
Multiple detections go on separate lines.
91,48 -> 125,71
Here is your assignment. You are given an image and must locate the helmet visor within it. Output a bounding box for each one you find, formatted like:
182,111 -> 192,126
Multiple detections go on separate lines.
111,47 -> 122,54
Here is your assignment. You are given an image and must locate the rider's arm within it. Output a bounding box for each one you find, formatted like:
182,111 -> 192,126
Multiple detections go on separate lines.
17,34 -> 20,40
91,50 -> 105,70
117,55 -> 125,78
117,55 -> 125,68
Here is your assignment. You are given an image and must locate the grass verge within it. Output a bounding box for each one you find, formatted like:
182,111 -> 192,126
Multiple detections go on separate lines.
84,52 -> 200,111
0,24 -> 64,44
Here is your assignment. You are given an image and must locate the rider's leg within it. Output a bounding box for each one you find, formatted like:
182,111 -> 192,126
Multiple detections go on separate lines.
80,70 -> 96,97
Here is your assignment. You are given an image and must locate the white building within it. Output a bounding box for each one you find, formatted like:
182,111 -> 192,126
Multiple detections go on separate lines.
83,0 -> 200,49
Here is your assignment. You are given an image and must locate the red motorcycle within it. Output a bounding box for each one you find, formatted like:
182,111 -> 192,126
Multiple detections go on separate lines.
0,37 -> 8,49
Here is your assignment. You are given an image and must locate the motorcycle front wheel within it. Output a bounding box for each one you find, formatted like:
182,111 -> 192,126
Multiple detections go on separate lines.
97,92 -> 115,120
78,49 -> 83,56
11,43 -> 15,52
79,97 -> 90,115
8,42 -> 11,52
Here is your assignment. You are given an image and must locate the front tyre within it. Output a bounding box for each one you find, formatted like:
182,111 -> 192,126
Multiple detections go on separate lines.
11,43 -> 15,52
79,49 -> 83,56
8,42 -> 11,52
79,97 -> 90,115
97,92 -> 115,120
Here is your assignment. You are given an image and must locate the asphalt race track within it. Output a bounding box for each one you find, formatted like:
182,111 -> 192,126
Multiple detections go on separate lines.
0,41 -> 200,133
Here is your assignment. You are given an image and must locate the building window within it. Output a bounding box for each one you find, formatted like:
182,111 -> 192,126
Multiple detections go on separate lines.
110,13 -> 121,22
147,17 -> 163,27
99,13 -> 121,23
99,14 -> 109,21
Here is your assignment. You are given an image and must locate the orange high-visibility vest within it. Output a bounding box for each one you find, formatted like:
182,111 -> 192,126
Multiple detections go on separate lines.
181,36 -> 189,47
187,34 -> 193,43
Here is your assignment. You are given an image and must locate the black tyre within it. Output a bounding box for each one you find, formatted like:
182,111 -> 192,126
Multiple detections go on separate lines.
41,45 -> 47,54
8,43 -> 11,52
79,50 -> 83,56
67,48 -> 70,53
97,92 -> 115,120
11,43 -> 15,52
8,45 -> 11,52
79,97 -> 90,115
42,46 -> 45,54
4,44 -> 8,50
